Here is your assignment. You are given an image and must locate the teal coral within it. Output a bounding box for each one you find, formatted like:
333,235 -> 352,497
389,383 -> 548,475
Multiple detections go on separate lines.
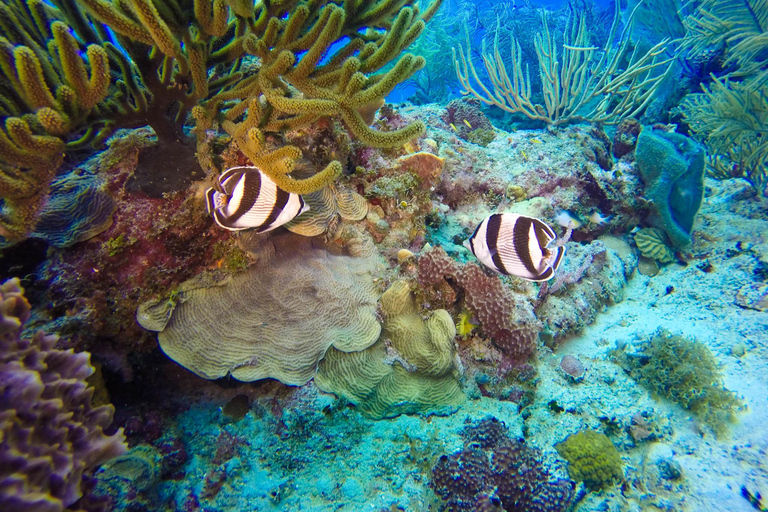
28,171 -> 115,248
555,430 -> 624,491
635,129 -> 705,248
0,278 -> 127,509
612,330 -> 743,436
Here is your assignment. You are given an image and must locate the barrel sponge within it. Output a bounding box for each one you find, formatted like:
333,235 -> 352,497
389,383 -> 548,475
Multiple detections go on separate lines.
315,280 -> 464,419
555,430 -> 623,491
0,278 -> 127,510
137,241 -> 382,385
635,129 -> 705,248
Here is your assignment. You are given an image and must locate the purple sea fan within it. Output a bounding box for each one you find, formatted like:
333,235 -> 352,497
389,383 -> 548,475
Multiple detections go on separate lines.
0,278 -> 127,510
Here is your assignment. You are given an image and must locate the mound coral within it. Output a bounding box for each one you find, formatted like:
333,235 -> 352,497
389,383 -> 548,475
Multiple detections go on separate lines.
0,278 -> 127,510
555,430 -> 624,491
418,246 -> 540,361
315,280 -> 463,419
431,416 -> 575,511
137,234 -> 382,385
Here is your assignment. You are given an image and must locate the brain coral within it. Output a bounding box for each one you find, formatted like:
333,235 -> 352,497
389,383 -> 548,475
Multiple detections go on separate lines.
555,430 -> 624,491
0,278 -> 126,510
137,235 -> 382,385
315,280 -> 464,419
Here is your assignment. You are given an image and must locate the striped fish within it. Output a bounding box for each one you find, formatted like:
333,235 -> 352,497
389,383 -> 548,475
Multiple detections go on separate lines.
465,213 -> 565,281
205,166 -> 309,232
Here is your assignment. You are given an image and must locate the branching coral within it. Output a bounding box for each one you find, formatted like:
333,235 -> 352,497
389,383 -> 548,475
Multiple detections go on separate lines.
681,0 -> 768,87
0,0 -> 243,239
0,278 -> 127,510
2,0 -> 441,239
453,2 -> 672,126
679,77 -> 768,196
194,0 -> 443,193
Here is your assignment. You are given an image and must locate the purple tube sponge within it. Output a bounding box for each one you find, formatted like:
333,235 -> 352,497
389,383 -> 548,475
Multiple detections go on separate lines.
0,278 -> 127,511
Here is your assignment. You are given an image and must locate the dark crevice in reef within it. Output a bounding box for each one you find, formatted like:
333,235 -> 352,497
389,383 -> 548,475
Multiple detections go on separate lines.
126,136 -> 204,198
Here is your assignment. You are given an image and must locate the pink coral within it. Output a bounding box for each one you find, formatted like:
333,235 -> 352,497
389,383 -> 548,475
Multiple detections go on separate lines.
418,247 -> 541,361
559,355 -> 586,380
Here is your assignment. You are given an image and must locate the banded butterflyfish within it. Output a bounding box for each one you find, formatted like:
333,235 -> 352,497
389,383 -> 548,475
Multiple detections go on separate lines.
465,213 -> 567,281
204,166 -> 309,232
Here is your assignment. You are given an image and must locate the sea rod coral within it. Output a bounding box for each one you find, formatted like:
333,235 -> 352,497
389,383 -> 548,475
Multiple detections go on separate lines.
1,0 -> 442,240
0,278 -> 127,510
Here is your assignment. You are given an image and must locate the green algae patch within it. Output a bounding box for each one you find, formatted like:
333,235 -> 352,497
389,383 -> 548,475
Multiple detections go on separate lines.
612,330 -> 742,436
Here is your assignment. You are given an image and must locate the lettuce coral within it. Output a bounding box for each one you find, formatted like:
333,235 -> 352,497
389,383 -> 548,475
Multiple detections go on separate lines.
0,278 -> 127,510
314,280 -> 464,419
137,235 -> 382,385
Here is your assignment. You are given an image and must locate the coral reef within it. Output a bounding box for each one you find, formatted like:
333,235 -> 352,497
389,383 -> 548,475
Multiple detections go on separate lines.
611,330 -> 743,435
555,430 -> 624,491
418,246 -> 540,362
0,278 -> 126,510
536,237 -> 636,344
315,280 -> 463,419
1,0 -> 442,240
431,416 -> 575,512
635,129 -> 706,248
137,233 -> 382,385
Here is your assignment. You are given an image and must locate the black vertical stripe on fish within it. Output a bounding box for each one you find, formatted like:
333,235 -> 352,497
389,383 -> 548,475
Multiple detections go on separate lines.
257,186 -> 291,232
228,170 -> 262,225
468,222 -> 482,257
485,213 -> 507,274
512,215 -> 540,277
219,168 -> 247,194
531,218 -> 556,247
551,246 -> 565,270
205,188 -> 218,215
